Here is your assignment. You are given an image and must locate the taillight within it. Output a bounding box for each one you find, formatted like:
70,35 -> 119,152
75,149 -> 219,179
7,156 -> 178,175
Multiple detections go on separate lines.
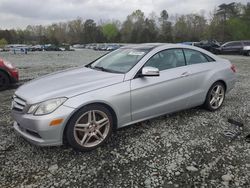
231,64 -> 236,73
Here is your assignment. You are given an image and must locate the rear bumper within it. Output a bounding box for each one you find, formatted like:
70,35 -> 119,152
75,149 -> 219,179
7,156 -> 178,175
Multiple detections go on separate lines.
12,105 -> 75,146
226,76 -> 236,93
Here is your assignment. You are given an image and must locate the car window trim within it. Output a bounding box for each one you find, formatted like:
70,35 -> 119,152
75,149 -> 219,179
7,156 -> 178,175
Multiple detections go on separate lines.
182,48 -> 187,65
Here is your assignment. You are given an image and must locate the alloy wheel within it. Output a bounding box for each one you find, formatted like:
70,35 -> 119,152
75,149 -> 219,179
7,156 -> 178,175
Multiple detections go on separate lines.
209,85 -> 225,109
73,110 -> 110,148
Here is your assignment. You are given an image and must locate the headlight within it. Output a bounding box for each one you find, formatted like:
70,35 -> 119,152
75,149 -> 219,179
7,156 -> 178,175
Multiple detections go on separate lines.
3,61 -> 14,69
27,97 -> 67,115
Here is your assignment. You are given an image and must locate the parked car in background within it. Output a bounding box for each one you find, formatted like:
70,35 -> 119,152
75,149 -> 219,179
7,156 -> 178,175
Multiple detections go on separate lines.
11,43 -> 236,151
242,45 -> 250,56
88,44 -> 97,49
106,44 -> 120,51
72,44 -> 85,50
30,45 -> 44,51
194,39 -> 221,54
43,44 -> 61,51
180,42 -> 198,46
216,40 -> 250,55
5,44 -> 30,54
97,44 -> 107,51
94,43 -> 121,51
0,58 -> 18,91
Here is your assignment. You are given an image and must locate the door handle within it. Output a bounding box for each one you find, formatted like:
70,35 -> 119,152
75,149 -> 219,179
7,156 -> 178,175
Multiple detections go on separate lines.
181,72 -> 189,77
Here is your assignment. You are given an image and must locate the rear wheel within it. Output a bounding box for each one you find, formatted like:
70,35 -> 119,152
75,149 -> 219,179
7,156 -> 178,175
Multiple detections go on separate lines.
0,71 -> 10,91
247,51 -> 250,56
66,104 -> 113,151
204,82 -> 225,111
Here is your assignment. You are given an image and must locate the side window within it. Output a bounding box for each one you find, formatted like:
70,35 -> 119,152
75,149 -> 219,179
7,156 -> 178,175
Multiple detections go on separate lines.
144,49 -> 185,71
230,42 -> 242,46
204,54 -> 215,62
184,49 -> 208,65
243,41 -> 250,46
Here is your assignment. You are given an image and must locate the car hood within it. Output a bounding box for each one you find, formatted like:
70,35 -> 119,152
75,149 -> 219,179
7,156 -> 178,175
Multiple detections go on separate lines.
15,67 -> 124,104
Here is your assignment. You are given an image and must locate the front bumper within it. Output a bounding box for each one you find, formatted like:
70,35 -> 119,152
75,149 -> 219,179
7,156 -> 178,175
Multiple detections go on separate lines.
10,69 -> 19,83
12,105 -> 75,146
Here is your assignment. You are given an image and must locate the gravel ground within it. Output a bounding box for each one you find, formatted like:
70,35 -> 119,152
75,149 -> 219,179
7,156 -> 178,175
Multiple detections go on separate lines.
0,51 -> 250,188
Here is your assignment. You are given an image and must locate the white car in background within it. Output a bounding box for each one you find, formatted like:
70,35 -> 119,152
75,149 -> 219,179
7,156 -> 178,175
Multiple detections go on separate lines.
242,46 -> 250,56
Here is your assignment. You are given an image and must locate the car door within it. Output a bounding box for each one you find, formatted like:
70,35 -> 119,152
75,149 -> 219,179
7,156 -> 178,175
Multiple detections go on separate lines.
182,48 -> 216,107
130,48 -> 194,121
222,42 -> 242,53
221,42 -> 232,53
230,42 -> 243,53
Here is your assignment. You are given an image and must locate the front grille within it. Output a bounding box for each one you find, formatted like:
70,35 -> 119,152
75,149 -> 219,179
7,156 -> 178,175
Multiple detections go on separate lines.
12,95 -> 26,112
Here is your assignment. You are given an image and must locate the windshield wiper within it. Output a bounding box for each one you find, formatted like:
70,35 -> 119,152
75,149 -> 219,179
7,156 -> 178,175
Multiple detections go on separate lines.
92,66 -> 123,74
94,66 -> 107,71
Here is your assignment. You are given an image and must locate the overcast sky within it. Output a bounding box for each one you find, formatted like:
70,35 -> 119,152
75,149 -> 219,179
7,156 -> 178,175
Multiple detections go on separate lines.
0,0 -> 248,29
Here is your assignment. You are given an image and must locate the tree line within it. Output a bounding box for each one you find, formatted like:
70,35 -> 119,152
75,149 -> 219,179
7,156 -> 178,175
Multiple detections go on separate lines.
0,2 -> 249,46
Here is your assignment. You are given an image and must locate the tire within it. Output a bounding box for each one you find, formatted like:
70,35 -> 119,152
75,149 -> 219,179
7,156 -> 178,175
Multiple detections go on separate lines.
204,82 -> 226,111
210,48 -> 215,54
65,104 -> 113,151
247,51 -> 250,56
0,71 -> 10,91
213,49 -> 218,54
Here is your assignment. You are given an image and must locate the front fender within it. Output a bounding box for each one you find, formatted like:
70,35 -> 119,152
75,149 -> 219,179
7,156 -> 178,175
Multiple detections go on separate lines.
63,80 -> 131,128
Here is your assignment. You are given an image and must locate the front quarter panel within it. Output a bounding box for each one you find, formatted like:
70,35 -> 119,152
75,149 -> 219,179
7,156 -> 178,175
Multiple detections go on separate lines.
63,81 -> 131,128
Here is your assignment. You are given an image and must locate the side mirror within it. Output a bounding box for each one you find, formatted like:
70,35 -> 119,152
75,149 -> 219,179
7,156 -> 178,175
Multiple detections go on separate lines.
141,66 -> 160,77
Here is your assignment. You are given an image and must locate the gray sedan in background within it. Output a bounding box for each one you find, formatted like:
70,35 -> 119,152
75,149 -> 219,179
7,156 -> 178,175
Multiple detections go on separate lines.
11,43 -> 236,151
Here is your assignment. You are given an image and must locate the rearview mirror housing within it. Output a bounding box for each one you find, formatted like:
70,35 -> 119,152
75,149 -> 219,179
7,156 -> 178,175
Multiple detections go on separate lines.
141,66 -> 160,77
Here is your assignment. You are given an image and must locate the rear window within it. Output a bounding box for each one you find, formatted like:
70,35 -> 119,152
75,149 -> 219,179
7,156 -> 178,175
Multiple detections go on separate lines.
183,49 -> 209,65
243,41 -> 250,46
204,54 -> 215,62
226,42 -> 242,47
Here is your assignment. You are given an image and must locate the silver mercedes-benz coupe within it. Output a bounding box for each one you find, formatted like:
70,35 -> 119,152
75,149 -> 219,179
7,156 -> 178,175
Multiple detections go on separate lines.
11,43 -> 236,151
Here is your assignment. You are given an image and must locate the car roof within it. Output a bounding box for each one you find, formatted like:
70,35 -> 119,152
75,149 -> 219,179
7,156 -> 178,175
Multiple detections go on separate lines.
119,43 -> 220,60
223,40 -> 250,44
120,43 -> 201,50
121,43 -> 165,50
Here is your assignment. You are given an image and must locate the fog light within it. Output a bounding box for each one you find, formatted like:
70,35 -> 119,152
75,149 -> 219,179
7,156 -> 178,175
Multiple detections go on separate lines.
50,118 -> 64,126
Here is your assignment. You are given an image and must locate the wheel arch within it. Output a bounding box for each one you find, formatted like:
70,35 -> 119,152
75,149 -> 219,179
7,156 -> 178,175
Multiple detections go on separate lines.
0,68 -> 11,80
213,79 -> 227,91
203,79 -> 227,105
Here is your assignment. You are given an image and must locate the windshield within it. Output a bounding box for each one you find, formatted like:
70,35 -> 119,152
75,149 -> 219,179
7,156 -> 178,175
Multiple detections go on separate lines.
89,48 -> 149,73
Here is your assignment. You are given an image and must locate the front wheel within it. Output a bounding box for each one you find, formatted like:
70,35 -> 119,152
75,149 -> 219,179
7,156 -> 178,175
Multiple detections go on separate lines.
65,104 -> 113,151
204,82 -> 225,111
